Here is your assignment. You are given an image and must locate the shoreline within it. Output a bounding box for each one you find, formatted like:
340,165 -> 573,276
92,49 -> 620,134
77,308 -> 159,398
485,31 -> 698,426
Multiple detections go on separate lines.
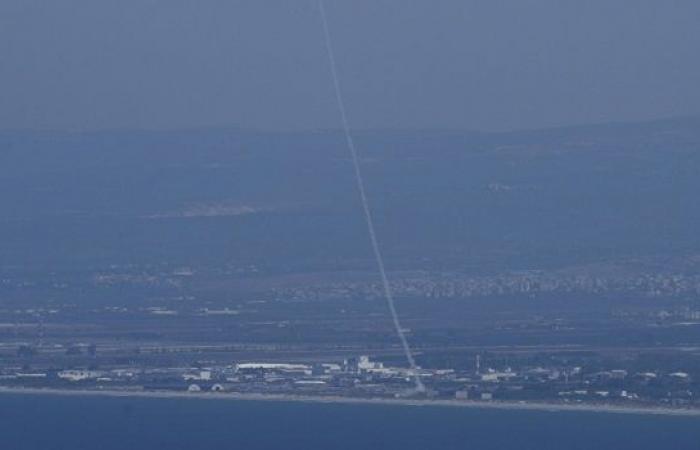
2,387 -> 699,417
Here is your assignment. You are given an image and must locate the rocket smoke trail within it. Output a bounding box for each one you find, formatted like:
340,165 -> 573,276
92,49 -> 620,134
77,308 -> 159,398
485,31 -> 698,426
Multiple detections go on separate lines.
318,0 -> 425,393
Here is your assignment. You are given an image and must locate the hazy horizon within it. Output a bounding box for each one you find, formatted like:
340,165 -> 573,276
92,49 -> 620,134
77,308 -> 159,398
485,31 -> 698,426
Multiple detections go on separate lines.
2,113 -> 699,136
2,0 -> 700,133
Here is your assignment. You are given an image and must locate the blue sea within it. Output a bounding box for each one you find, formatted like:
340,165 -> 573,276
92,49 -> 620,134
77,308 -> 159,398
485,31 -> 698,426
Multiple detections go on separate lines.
1,394 -> 699,450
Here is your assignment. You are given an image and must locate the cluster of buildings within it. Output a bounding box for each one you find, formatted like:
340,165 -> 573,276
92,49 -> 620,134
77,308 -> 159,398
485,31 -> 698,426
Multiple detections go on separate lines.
1,353 -> 696,407
274,271 -> 700,302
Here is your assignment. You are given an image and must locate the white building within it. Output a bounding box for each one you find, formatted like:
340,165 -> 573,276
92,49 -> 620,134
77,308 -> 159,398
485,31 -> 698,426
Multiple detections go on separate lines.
358,356 -> 384,372
235,363 -> 311,375
481,368 -> 517,382
183,370 -> 212,381
58,370 -> 100,381
670,372 -> 690,380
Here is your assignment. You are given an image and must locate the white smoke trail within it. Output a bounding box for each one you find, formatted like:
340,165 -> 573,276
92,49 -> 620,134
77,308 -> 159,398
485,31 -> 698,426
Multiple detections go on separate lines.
318,0 -> 424,393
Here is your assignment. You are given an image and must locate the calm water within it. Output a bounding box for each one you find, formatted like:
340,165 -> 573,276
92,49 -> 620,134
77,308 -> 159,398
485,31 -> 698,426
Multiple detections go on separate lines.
1,394 -> 699,450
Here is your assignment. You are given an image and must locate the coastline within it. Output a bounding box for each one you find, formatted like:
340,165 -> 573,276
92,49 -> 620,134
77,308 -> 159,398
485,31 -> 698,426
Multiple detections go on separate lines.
1,387 -> 699,417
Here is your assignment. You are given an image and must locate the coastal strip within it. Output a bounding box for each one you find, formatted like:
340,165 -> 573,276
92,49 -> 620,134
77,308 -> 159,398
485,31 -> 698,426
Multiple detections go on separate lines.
1,387 -> 700,417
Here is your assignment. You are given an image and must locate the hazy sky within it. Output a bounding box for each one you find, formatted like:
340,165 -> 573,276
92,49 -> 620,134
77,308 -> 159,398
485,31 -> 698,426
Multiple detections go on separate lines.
1,0 -> 699,132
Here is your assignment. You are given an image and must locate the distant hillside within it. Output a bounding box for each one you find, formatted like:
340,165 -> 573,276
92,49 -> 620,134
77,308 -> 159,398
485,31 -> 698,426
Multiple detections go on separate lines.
1,116 -> 699,273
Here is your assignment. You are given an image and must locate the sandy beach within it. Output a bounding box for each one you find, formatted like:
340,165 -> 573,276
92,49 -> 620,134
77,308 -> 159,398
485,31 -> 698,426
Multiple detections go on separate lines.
2,386 -> 699,417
